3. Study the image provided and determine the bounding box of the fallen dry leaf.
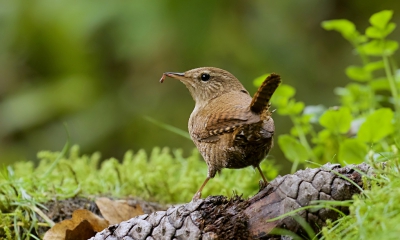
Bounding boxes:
[95,197,144,225]
[65,220,95,240]
[43,209,109,240]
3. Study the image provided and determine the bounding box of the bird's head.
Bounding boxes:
[160,67,247,105]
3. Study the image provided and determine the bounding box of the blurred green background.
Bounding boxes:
[0,0,399,171]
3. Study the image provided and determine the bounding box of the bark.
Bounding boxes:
[90,163,372,240]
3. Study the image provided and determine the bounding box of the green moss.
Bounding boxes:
[5,145,279,203]
[0,145,278,238]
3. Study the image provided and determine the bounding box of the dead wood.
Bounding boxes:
[90,163,372,240]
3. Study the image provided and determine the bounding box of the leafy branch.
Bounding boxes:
[255,10,399,172]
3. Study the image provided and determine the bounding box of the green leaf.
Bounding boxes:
[334,83,373,113]
[362,40,382,55]
[319,107,352,134]
[314,129,331,143]
[370,78,390,91]
[290,122,311,137]
[273,84,295,98]
[362,39,398,56]
[321,19,357,41]
[385,22,397,36]
[355,35,368,44]
[365,23,396,39]
[277,99,304,116]
[338,139,368,165]
[345,66,371,81]
[365,26,382,38]
[364,61,384,72]
[271,84,296,109]
[253,74,270,87]
[383,40,399,55]
[278,135,308,163]
[358,108,394,143]
[290,101,305,115]
[369,10,393,29]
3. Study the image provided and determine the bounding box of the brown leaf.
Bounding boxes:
[43,209,109,240]
[95,197,144,225]
[65,220,95,240]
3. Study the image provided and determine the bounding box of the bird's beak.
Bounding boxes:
[160,72,185,83]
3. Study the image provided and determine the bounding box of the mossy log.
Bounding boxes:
[90,163,371,240]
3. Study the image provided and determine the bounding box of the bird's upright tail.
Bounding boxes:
[250,73,281,114]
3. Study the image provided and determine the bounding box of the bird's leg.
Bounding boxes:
[256,165,269,188]
[192,177,210,201]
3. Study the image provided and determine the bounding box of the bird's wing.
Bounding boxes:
[195,92,260,142]
[194,74,281,143]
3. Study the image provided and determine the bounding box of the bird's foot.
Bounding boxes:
[192,177,210,201]
[192,191,202,201]
[259,179,270,191]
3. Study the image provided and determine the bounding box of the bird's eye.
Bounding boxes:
[200,73,210,81]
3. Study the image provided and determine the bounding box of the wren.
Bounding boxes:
[160,67,281,200]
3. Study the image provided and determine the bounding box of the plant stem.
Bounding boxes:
[383,55,399,112]
[291,160,299,174]
[352,42,369,66]
[389,57,398,77]
[352,41,375,113]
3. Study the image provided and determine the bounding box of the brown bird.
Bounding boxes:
[160,67,281,200]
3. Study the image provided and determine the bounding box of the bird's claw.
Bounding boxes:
[192,191,202,201]
[259,179,269,190]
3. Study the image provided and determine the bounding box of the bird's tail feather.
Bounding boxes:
[250,73,281,114]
